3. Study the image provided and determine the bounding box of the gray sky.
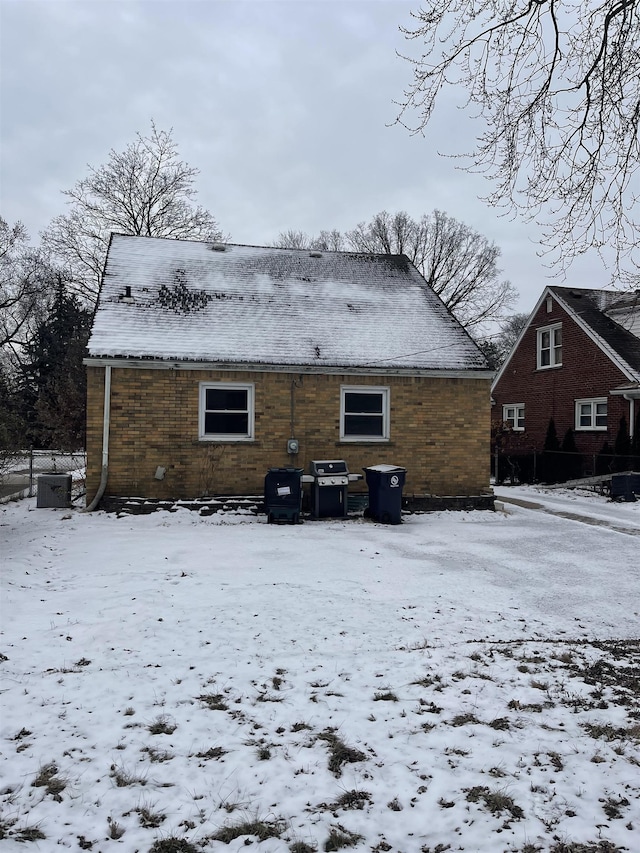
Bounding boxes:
[1,0,610,315]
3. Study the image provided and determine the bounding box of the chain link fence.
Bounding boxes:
[0,449,86,505]
[493,448,640,487]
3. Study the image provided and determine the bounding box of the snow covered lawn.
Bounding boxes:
[1,495,639,852]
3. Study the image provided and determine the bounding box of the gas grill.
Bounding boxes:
[306,459,359,518]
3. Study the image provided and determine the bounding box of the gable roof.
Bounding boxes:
[87,234,488,372]
[492,285,640,389]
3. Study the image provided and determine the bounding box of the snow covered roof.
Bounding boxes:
[87,234,487,371]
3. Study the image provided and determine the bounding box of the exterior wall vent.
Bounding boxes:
[309,251,322,258]
[210,243,227,252]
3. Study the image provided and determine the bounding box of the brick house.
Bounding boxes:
[84,234,493,508]
[491,285,640,480]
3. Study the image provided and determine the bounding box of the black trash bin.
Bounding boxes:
[363,464,406,524]
[611,472,640,502]
[264,467,303,523]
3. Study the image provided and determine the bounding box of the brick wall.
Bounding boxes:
[86,366,491,501]
[492,295,632,458]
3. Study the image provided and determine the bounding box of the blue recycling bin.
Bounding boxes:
[264,467,303,523]
[363,465,406,524]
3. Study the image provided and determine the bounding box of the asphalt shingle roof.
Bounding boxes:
[87,234,487,371]
[550,286,640,378]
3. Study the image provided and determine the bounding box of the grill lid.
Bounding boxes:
[309,459,349,476]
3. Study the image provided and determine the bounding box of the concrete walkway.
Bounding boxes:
[494,487,640,536]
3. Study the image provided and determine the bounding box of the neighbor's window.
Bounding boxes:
[537,323,562,369]
[199,383,254,440]
[503,404,525,431]
[575,398,607,431]
[340,386,390,441]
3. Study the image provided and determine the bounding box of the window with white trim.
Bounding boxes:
[199,383,254,441]
[575,398,607,431]
[503,404,525,431]
[340,386,389,441]
[537,323,562,368]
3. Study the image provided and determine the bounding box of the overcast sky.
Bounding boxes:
[1,0,611,315]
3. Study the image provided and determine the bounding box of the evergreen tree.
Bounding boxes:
[613,416,631,473]
[19,277,91,450]
[0,364,24,473]
[540,418,560,483]
[560,428,582,482]
[632,411,640,471]
[596,440,613,476]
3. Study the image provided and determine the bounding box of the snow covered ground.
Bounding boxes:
[1,489,639,852]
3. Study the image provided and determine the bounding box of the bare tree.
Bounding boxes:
[1,218,54,465]
[397,1,640,280]
[1,217,52,358]
[497,312,529,356]
[276,210,514,330]
[346,210,516,330]
[476,311,529,369]
[275,229,345,251]
[275,230,314,250]
[43,122,224,302]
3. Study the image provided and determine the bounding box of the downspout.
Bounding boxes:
[626,395,635,440]
[84,365,111,512]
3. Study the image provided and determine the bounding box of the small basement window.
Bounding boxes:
[199,383,254,441]
[340,386,389,441]
[575,398,607,431]
[503,404,525,431]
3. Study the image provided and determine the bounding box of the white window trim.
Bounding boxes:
[503,403,525,431]
[575,397,608,432]
[340,385,390,442]
[199,382,255,441]
[537,323,563,369]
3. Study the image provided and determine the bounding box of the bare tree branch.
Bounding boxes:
[396,1,640,281]
[42,122,224,303]
[0,217,53,355]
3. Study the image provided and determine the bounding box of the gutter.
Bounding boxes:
[83,364,111,512]
[82,356,494,381]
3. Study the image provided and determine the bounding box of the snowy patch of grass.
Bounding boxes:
[31,762,66,800]
[148,714,177,734]
[142,745,174,763]
[134,799,167,827]
[149,838,199,853]
[465,785,524,820]
[210,817,286,842]
[373,689,398,702]
[323,824,363,851]
[197,692,228,711]
[316,729,367,777]
[110,762,147,787]
[194,745,226,760]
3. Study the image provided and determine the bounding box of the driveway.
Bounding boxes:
[0,471,31,501]
[494,483,640,535]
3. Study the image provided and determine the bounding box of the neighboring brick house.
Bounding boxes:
[84,234,493,507]
[491,285,640,479]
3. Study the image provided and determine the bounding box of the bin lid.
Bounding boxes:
[363,464,406,473]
